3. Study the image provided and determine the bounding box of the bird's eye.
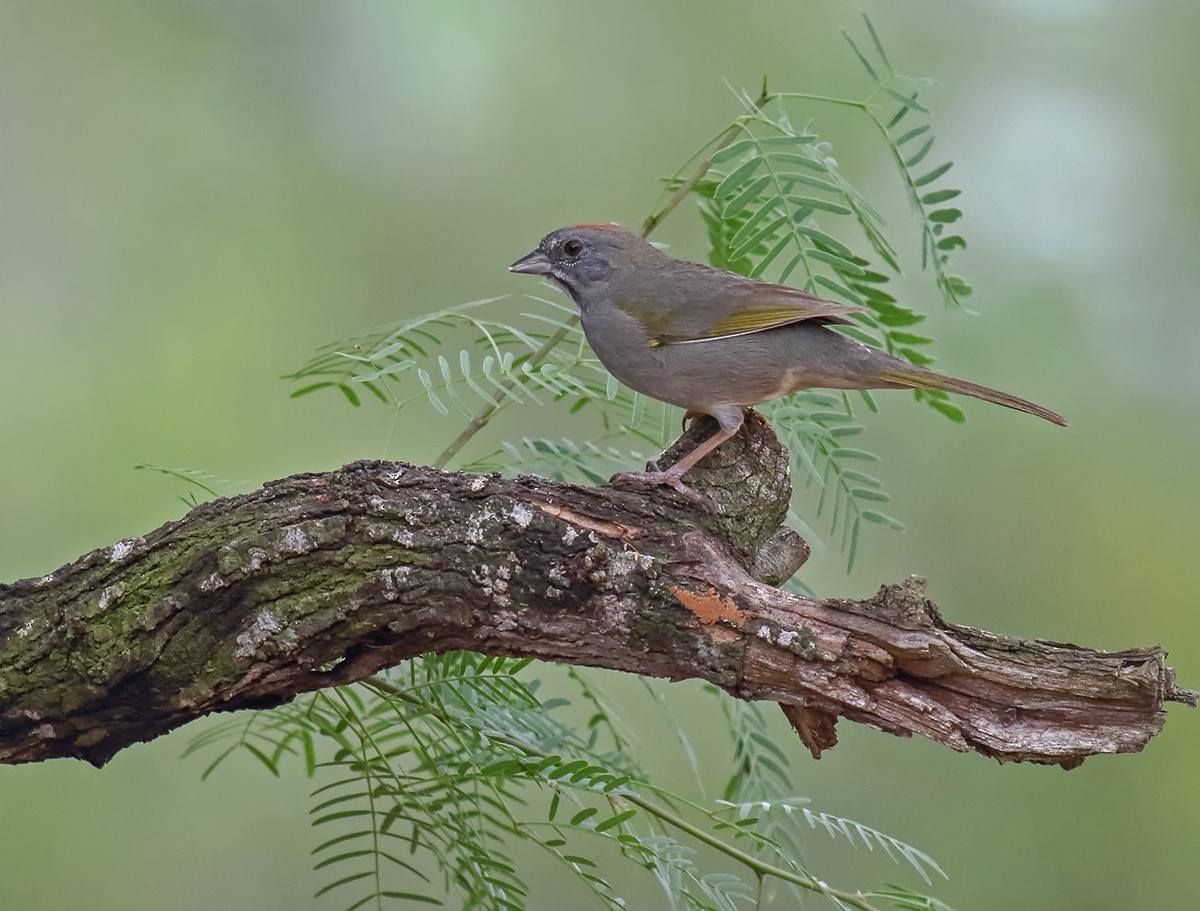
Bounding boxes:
[562,239,584,258]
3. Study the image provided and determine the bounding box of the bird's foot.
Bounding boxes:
[610,468,704,502]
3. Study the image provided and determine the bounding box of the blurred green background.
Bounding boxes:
[2,1,1197,908]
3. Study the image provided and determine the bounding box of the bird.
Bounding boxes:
[509,223,1065,493]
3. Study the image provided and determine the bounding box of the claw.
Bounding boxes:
[610,469,705,502]
[612,409,741,501]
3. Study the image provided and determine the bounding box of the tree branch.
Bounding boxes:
[1,412,1193,768]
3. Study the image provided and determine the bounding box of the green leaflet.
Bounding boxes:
[188,650,954,911]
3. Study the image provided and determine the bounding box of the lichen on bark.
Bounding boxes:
[0,411,1193,767]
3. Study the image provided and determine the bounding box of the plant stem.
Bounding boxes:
[431,85,771,470]
[768,90,868,110]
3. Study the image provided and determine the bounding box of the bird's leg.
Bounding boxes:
[612,408,744,496]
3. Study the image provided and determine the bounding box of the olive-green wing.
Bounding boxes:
[617,275,865,346]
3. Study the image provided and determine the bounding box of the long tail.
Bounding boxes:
[879,368,1068,426]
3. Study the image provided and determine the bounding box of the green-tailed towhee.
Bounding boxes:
[509,223,1065,492]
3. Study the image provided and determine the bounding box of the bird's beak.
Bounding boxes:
[508,249,553,275]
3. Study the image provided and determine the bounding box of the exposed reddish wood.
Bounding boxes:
[0,412,1193,767]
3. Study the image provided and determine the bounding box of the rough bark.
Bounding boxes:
[0,413,1193,768]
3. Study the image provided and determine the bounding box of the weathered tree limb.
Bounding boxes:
[0,413,1193,768]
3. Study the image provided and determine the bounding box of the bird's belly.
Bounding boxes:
[585,327,809,410]
[581,315,895,412]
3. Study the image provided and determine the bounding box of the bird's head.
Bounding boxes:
[508,223,651,304]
